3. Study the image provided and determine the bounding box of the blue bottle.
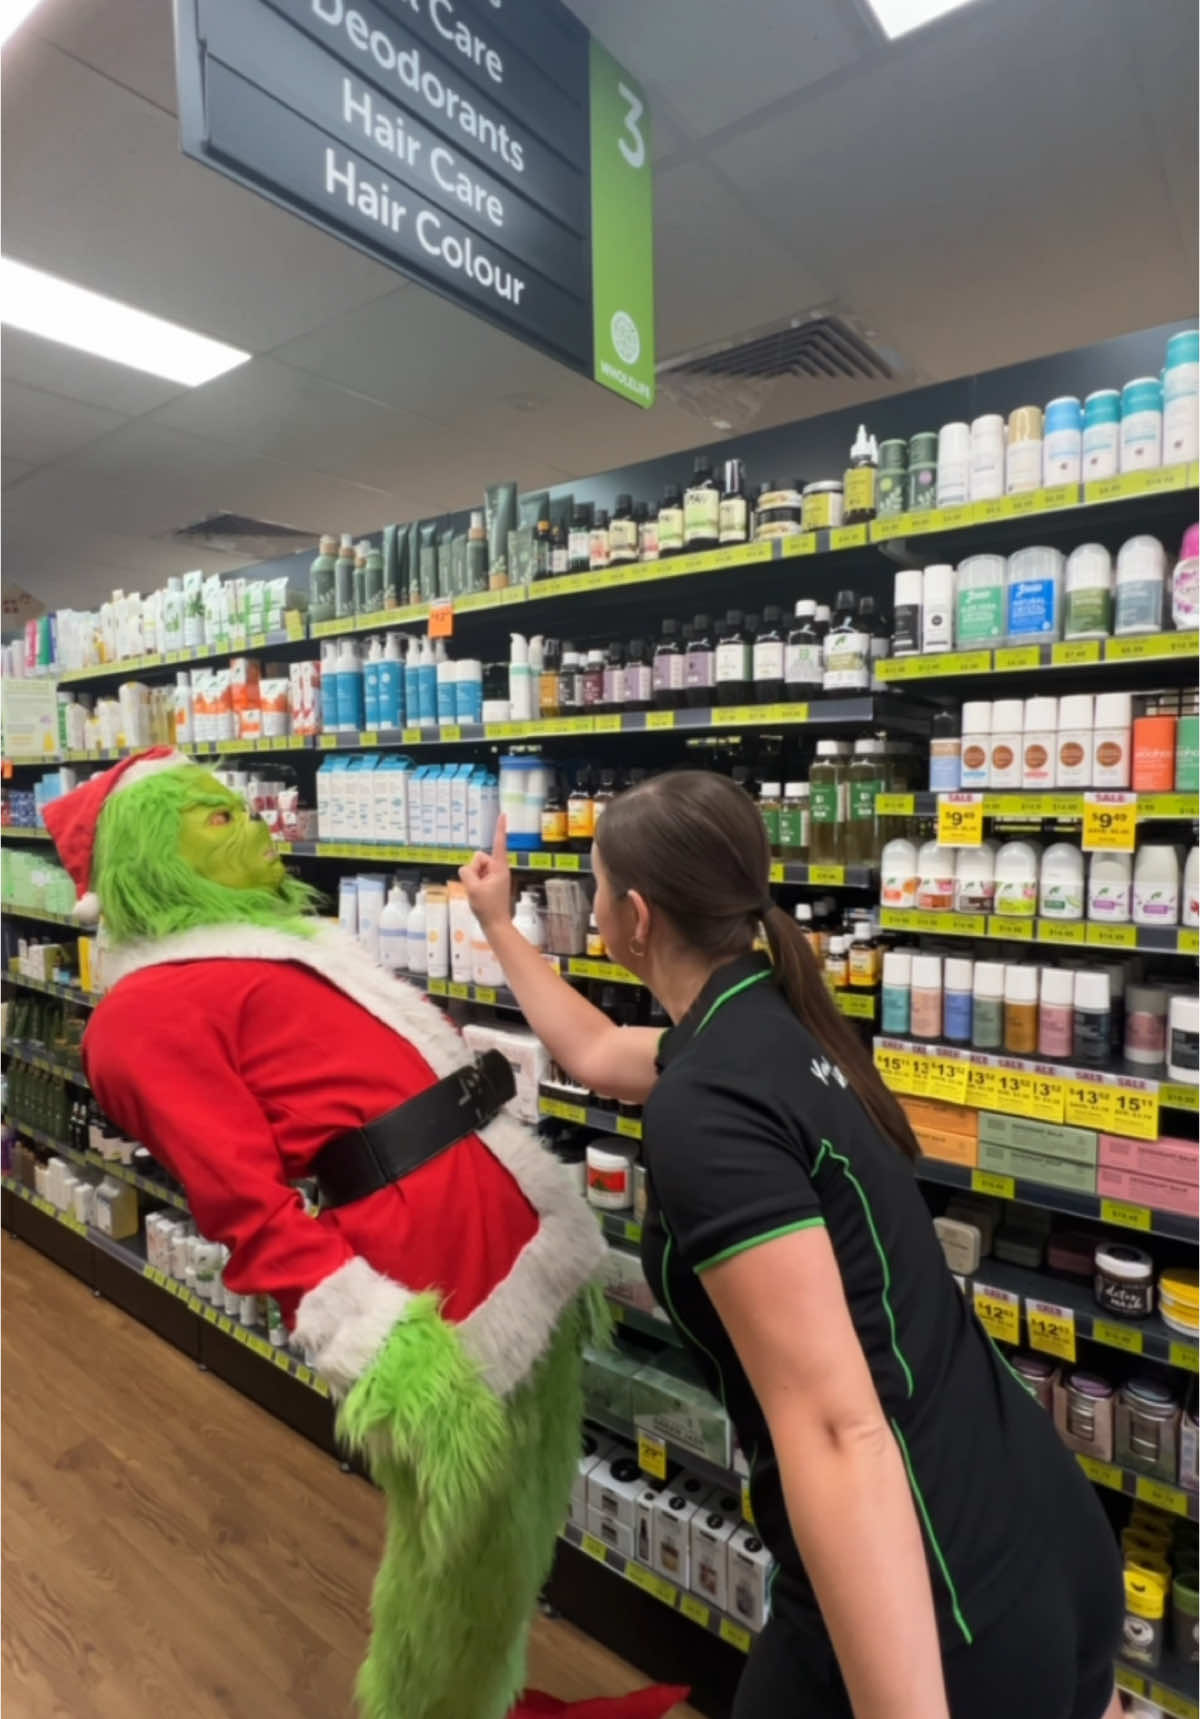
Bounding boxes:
[404,637,421,728]
[379,634,403,729]
[363,638,381,728]
[320,640,339,735]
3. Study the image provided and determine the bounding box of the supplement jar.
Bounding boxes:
[1010,1351,1058,1411]
[1094,1241,1155,1319]
[1168,995,1200,1085]
[801,480,843,532]
[1116,1377,1180,1482]
[586,1140,636,1210]
[1061,1370,1115,1459]
[906,432,938,512]
[876,441,908,517]
[1159,1267,1200,1339]
[1124,984,1168,1067]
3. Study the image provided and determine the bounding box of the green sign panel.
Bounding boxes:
[588,41,655,408]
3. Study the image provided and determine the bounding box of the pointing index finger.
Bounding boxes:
[491,814,508,867]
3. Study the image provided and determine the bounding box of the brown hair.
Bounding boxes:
[595,770,919,1161]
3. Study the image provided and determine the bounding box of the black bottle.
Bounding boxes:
[657,483,684,558]
[568,505,592,573]
[624,638,652,711]
[683,455,720,551]
[652,618,685,709]
[719,459,749,545]
[753,605,786,703]
[685,613,714,707]
[715,610,751,705]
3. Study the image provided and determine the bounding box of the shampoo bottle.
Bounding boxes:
[417,637,437,725]
[363,637,382,728]
[379,633,404,728]
[378,884,410,974]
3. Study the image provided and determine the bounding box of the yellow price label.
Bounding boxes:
[876,793,915,816]
[593,713,622,732]
[541,1098,587,1125]
[638,1434,668,1480]
[874,1047,917,1094]
[961,1065,996,1110]
[646,710,675,730]
[719,1617,752,1653]
[625,1560,678,1609]
[1093,1318,1144,1355]
[580,1533,609,1564]
[529,851,554,870]
[1099,1194,1154,1230]
[448,981,469,1000]
[1027,1300,1077,1362]
[556,854,582,872]
[1082,791,1137,852]
[971,1168,1015,1199]
[1150,1685,1197,1719]
[924,1057,968,1106]
[990,1068,1064,1123]
[1077,1453,1125,1494]
[741,1477,754,1526]
[973,1283,1021,1345]
[1162,1082,1200,1114]
[1169,1342,1199,1374]
[830,524,868,550]
[808,864,846,886]
[616,1115,642,1140]
[987,915,1035,942]
[1065,1082,1159,1142]
[782,532,818,557]
[1050,639,1102,667]
[994,645,1041,671]
[1135,1477,1189,1518]
[681,1594,711,1630]
[318,733,337,749]
[475,986,497,1005]
[1084,921,1138,949]
[426,977,447,996]
[712,705,757,726]
[1037,918,1086,946]
[836,991,876,1020]
[937,793,984,846]
[1179,928,1200,956]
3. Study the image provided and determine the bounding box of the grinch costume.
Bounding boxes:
[44,749,683,1719]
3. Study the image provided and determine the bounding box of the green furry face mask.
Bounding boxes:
[94,765,321,947]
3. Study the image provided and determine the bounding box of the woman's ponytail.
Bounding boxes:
[762,905,919,1162]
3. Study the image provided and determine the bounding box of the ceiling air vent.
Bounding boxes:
[164,512,317,561]
[657,310,902,431]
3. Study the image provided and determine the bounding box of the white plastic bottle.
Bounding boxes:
[1133,846,1180,927]
[968,414,1005,501]
[406,888,428,976]
[509,633,534,722]
[1038,843,1084,920]
[993,841,1040,918]
[514,889,545,949]
[880,837,919,909]
[921,565,955,653]
[425,885,450,978]
[378,883,411,974]
[989,699,1024,790]
[1093,693,1133,788]
[960,701,992,788]
[1055,695,1094,789]
[1184,846,1199,929]
[916,841,956,912]
[1113,536,1167,637]
[1087,851,1132,923]
[1022,696,1057,789]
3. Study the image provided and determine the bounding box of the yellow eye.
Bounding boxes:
[207,810,233,826]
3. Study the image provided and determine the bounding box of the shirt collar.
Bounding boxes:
[655,951,772,1070]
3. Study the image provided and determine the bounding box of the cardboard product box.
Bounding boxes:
[915,1127,978,1169]
[901,1096,978,1140]
[586,1449,644,1532]
[599,1248,660,1318]
[978,1112,1098,1166]
[461,1023,548,1124]
[587,1504,635,1561]
[632,1354,732,1468]
[1097,1167,1198,1218]
[977,1142,1097,1195]
[570,1432,612,1530]
[727,1524,774,1632]
[1098,1134,1198,1188]
[350,755,379,841]
[634,1479,669,1568]
[651,1477,712,1589]
[690,1491,742,1613]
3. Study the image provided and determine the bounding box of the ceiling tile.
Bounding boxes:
[1,328,185,417]
[23,0,178,114]
[1,382,126,464]
[3,458,35,488]
[566,0,863,135]
[2,39,402,355]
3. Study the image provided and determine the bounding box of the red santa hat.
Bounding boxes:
[42,747,192,922]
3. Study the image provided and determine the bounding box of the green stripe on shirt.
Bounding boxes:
[694,1217,827,1273]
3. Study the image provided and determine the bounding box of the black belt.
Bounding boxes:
[312,1049,516,1210]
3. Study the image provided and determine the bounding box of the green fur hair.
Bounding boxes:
[94,766,320,945]
[338,1290,606,1719]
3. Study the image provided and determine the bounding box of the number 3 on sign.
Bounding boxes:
[617,84,646,166]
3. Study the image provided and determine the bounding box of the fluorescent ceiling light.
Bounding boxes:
[0,258,251,386]
[863,0,977,39]
[1,1,49,49]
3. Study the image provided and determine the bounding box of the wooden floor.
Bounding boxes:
[1,1235,700,1719]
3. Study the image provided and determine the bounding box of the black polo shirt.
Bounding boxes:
[640,953,1092,1650]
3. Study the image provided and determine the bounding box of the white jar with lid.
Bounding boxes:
[586,1140,636,1210]
[1093,693,1132,788]
[1087,851,1132,923]
[989,698,1024,790]
[1113,535,1167,637]
[1039,842,1084,920]
[1184,845,1199,928]
[936,422,970,507]
[993,840,1040,918]
[1056,694,1094,789]
[1133,846,1180,926]
[969,414,1006,501]
[1022,696,1058,788]
[1168,995,1199,1085]
[960,701,991,788]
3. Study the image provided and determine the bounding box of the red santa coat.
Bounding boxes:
[85,923,605,1399]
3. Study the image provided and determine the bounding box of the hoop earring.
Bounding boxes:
[629,937,646,958]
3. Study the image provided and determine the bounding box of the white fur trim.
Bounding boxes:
[104,923,606,1397]
[293,1257,414,1398]
[72,892,101,923]
[113,751,193,794]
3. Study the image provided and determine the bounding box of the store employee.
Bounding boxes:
[463,770,1123,1719]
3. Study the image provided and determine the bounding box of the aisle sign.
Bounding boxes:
[1082,792,1137,853]
[175,0,655,405]
[937,793,984,847]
